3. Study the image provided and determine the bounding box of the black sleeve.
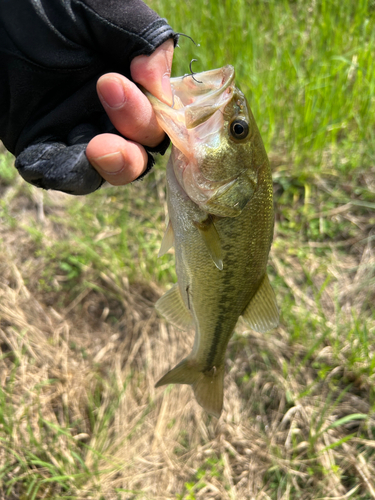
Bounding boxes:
[0,0,177,194]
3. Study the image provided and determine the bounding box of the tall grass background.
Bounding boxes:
[155,0,375,168]
[0,0,374,499]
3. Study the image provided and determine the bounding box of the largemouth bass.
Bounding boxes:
[146,66,279,418]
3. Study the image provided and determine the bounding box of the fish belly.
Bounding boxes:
[154,153,275,417]
[167,152,274,369]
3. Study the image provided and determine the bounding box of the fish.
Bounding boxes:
[145,65,279,418]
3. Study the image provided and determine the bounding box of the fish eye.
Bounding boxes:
[229,119,249,140]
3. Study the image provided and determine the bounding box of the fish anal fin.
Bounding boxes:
[155,283,193,330]
[242,274,279,333]
[156,359,224,418]
[158,220,175,257]
[155,358,199,386]
[193,215,223,270]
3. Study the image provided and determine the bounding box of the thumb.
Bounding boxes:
[130,39,174,106]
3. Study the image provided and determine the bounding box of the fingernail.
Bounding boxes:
[98,78,125,108]
[90,152,124,173]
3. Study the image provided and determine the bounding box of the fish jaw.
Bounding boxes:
[170,65,235,129]
[145,66,262,217]
[144,65,235,157]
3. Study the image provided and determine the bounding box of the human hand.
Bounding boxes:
[86,39,174,186]
[0,0,177,195]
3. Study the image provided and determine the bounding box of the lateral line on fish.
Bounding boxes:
[203,307,231,371]
[203,321,223,372]
[203,245,238,371]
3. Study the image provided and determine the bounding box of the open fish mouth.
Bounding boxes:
[145,65,257,217]
[144,66,236,145]
[169,65,235,128]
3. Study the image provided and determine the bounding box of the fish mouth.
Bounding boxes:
[144,65,236,167]
[170,65,235,128]
[145,65,251,216]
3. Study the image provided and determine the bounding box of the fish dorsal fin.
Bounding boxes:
[158,220,175,257]
[241,274,279,333]
[193,216,223,270]
[155,283,194,330]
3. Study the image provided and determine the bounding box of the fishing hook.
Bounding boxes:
[175,32,200,47]
[175,33,202,84]
[183,59,203,84]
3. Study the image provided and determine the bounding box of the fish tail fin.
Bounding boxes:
[192,367,224,418]
[155,359,224,418]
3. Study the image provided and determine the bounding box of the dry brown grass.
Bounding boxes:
[0,174,374,499]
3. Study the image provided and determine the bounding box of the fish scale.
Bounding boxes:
[145,65,279,417]
[170,162,274,370]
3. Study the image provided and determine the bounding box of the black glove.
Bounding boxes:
[0,0,177,195]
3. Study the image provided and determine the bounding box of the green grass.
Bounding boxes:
[151,0,375,168]
[0,0,375,499]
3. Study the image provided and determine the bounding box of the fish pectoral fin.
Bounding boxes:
[155,359,224,418]
[158,220,175,257]
[241,274,279,333]
[193,216,223,270]
[155,283,194,330]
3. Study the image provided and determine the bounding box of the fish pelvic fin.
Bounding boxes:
[155,283,194,331]
[242,274,279,333]
[155,359,224,418]
[158,220,175,257]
